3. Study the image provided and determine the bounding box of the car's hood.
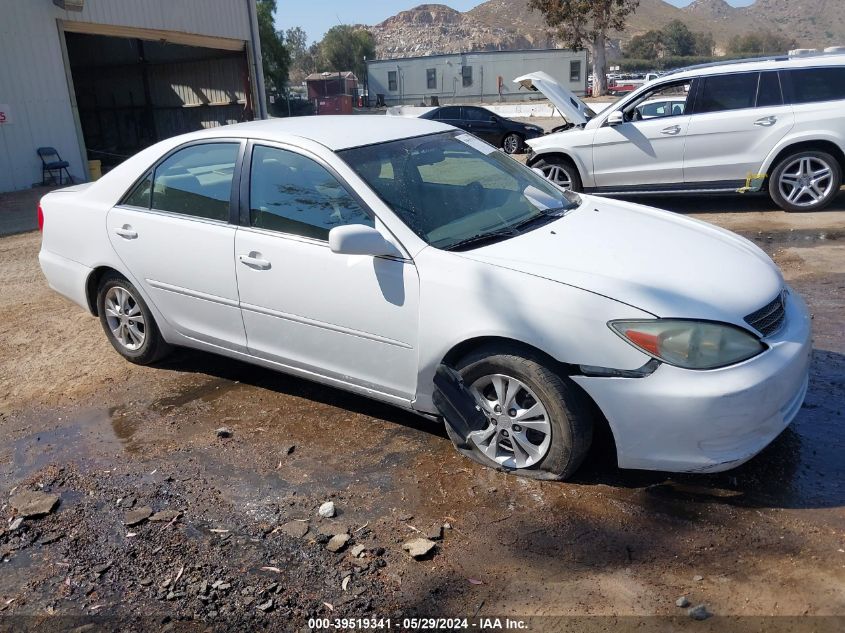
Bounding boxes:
[513,71,594,126]
[459,196,783,328]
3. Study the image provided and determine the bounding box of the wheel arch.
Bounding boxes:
[763,138,845,179]
[527,151,586,183]
[85,266,127,316]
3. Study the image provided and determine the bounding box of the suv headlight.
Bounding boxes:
[609,320,765,370]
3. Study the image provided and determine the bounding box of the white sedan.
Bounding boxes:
[38,116,811,479]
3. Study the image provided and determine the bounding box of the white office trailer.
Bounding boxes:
[366,49,587,107]
[0,0,266,193]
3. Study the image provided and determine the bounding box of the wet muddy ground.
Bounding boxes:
[1,194,844,631]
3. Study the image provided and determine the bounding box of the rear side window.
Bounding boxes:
[437,106,461,120]
[122,172,152,208]
[249,145,372,241]
[464,107,492,122]
[789,67,845,104]
[151,143,238,221]
[695,73,759,114]
[756,72,783,107]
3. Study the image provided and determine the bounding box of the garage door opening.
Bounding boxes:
[64,31,255,172]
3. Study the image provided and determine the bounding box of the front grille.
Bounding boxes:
[744,291,786,337]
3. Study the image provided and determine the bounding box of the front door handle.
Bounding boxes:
[239,252,271,270]
[754,116,777,127]
[660,125,681,135]
[114,225,138,239]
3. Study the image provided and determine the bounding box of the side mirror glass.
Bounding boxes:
[607,111,625,126]
[532,167,546,179]
[328,224,401,258]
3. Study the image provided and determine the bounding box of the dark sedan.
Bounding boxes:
[419,105,544,154]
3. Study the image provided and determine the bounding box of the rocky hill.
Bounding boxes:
[370,0,844,59]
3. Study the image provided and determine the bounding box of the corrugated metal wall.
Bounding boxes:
[367,50,588,107]
[0,0,254,192]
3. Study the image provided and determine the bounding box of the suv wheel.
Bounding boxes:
[502,133,523,154]
[445,345,593,480]
[97,273,171,365]
[769,150,842,212]
[533,156,583,192]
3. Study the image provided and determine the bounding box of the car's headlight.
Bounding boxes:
[609,320,765,370]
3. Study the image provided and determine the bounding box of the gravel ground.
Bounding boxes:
[1,187,844,631]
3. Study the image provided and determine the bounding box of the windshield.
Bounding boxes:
[338,131,581,250]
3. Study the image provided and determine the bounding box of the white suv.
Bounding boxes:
[518,54,845,212]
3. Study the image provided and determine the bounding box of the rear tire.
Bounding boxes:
[769,150,841,212]
[502,133,523,155]
[533,156,583,192]
[445,344,593,480]
[96,273,171,365]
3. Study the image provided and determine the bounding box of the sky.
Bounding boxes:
[275,0,757,44]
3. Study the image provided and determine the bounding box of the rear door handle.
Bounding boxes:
[660,125,681,135]
[754,116,777,127]
[239,252,271,270]
[114,225,138,239]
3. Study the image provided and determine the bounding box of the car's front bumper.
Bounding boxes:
[572,287,812,473]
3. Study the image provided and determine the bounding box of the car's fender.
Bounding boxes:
[411,247,653,414]
[526,129,595,187]
[759,129,845,176]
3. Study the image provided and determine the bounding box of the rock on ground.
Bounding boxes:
[688,604,712,621]
[326,534,350,553]
[279,520,309,539]
[676,596,690,608]
[10,490,60,518]
[123,506,153,526]
[318,501,336,518]
[149,510,182,523]
[403,538,436,559]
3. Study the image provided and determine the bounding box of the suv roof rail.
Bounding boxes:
[663,54,790,76]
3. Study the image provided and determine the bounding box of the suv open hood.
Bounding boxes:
[513,71,594,126]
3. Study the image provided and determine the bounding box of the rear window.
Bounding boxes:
[789,67,845,104]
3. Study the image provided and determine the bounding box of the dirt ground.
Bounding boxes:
[1,188,844,631]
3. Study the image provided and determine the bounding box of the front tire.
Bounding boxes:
[502,133,523,155]
[445,345,593,480]
[769,150,841,212]
[97,273,171,365]
[533,156,583,192]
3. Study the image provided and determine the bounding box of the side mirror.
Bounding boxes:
[532,167,546,179]
[607,111,625,126]
[328,224,402,258]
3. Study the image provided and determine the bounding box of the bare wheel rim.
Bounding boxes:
[541,164,573,190]
[468,374,552,469]
[503,134,520,154]
[778,156,835,208]
[104,286,146,351]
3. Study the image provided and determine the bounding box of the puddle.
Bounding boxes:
[739,228,845,247]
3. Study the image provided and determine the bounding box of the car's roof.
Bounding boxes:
[192,115,452,151]
[665,53,845,81]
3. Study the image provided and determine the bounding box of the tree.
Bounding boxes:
[627,30,664,60]
[728,31,796,55]
[528,0,640,96]
[285,26,314,84]
[256,0,290,94]
[693,31,715,57]
[318,25,376,82]
[661,20,695,57]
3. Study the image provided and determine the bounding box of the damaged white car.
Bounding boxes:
[39,116,811,480]
[517,52,845,212]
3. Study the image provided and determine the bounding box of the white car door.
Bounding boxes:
[590,79,693,188]
[234,143,420,401]
[684,71,794,185]
[107,141,247,351]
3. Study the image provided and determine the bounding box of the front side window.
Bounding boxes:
[388,71,397,91]
[623,80,690,121]
[570,60,582,83]
[150,143,238,221]
[427,68,437,90]
[789,67,845,104]
[339,132,580,251]
[462,65,473,87]
[249,145,372,241]
[695,73,759,114]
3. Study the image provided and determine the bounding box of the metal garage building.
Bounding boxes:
[367,49,587,107]
[0,0,266,193]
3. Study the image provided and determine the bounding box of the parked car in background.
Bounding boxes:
[39,116,810,480]
[636,96,687,119]
[518,53,845,212]
[419,105,544,154]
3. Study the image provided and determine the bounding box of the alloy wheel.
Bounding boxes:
[541,164,573,190]
[104,286,146,351]
[503,134,520,154]
[778,156,835,209]
[469,374,552,469]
